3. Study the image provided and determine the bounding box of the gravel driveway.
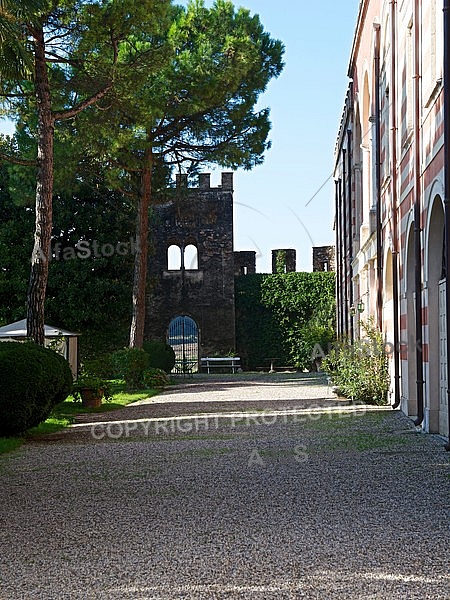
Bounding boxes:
[0,373,449,599]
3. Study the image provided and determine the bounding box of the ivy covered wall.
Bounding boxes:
[235,272,336,371]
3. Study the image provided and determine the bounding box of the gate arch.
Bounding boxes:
[167,316,199,373]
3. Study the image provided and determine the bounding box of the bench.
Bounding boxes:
[200,357,241,374]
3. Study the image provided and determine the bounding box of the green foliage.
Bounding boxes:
[0,0,41,80]
[146,0,285,170]
[0,166,34,325]
[0,165,133,356]
[235,272,336,370]
[322,318,390,405]
[143,339,175,373]
[297,309,336,370]
[111,347,150,390]
[0,436,24,455]
[46,186,135,334]
[0,341,73,436]
[71,373,113,403]
[75,0,284,177]
[0,0,174,345]
[69,0,284,346]
[142,367,170,388]
[235,274,287,370]
[275,250,287,274]
[261,272,336,369]
[77,325,130,370]
[81,353,114,380]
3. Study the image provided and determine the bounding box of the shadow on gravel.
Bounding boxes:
[162,372,329,396]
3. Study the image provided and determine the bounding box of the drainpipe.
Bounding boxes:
[335,179,342,337]
[339,178,346,336]
[347,128,354,342]
[338,178,345,337]
[390,0,401,409]
[343,149,349,336]
[413,0,424,427]
[374,23,383,332]
[444,0,450,449]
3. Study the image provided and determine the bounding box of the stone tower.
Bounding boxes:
[145,172,236,360]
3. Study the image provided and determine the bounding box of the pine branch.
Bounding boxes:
[53,83,112,121]
[0,151,36,166]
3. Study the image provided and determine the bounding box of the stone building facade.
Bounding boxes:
[334,0,449,441]
[145,172,236,360]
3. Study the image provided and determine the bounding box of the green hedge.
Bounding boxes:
[235,272,335,371]
[235,274,287,370]
[0,342,73,436]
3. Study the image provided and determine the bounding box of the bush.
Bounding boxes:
[142,340,176,373]
[111,347,149,390]
[297,308,336,371]
[82,354,114,379]
[142,368,170,388]
[322,318,390,405]
[0,341,73,436]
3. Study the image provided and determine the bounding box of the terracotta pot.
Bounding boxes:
[80,387,103,408]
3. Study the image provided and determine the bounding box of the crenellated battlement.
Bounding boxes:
[175,172,234,191]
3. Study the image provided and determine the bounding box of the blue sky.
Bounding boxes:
[218,0,361,272]
[1,0,360,272]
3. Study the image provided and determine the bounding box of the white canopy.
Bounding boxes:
[0,319,78,338]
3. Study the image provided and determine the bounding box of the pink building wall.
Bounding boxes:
[334,0,448,437]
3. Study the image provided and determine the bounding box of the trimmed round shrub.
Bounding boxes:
[142,340,176,373]
[142,368,170,388]
[111,347,149,389]
[0,341,73,436]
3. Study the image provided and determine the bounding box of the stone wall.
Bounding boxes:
[312,246,336,272]
[271,249,296,273]
[234,251,256,276]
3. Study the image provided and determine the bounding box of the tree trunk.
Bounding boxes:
[27,26,54,346]
[129,146,152,348]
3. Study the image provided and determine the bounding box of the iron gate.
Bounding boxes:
[167,315,199,374]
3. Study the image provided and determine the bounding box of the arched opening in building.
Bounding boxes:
[167,315,199,374]
[405,223,417,416]
[168,244,182,270]
[426,194,445,433]
[184,244,198,270]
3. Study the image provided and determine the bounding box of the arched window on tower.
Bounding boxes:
[168,245,182,270]
[184,244,198,270]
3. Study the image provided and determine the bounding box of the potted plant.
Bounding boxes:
[72,373,113,408]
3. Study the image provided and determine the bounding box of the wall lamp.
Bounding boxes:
[349,301,365,316]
